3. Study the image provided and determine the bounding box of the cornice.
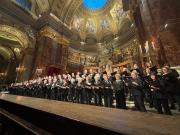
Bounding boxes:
[0,0,36,25]
[34,13,73,39]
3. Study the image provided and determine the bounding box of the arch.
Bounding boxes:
[0,25,30,49]
[0,46,14,60]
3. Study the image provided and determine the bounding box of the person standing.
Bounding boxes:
[149,73,172,115]
[129,71,146,112]
[162,66,180,111]
[102,74,113,108]
[112,73,126,109]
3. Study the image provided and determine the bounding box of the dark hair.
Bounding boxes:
[150,72,157,76]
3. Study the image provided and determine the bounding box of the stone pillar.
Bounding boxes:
[138,0,180,67]
[5,58,19,84]
[33,26,69,77]
[19,48,34,82]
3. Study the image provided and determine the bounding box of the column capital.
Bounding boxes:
[38,26,70,46]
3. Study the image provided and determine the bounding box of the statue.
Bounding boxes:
[145,41,149,53]
[105,59,113,74]
[99,60,104,72]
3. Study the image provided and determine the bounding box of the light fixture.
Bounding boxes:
[16,65,26,73]
[164,24,168,28]
[131,23,134,27]
[0,72,7,77]
[114,36,119,41]
[80,41,86,45]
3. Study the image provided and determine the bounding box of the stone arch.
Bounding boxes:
[0,46,14,60]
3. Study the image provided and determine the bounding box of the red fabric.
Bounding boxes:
[47,67,62,76]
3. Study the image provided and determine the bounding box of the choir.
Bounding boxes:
[5,64,180,115]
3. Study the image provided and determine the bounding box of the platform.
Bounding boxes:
[0,94,180,135]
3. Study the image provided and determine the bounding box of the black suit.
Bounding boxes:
[163,71,180,110]
[112,80,126,109]
[103,80,113,107]
[129,78,146,112]
[149,78,171,115]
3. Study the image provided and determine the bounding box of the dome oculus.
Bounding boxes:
[83,0,107,10]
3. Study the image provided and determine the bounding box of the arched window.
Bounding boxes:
[16,0,32,10]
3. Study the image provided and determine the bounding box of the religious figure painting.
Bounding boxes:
[110,3,126,25]
[71,16,84,32]
[86,19,96,33]
[101,19,109,30]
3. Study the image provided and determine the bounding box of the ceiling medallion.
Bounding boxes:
[83,0,107,10]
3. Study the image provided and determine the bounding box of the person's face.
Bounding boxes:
[134,64,138,69]
[115,74,120,80]
[131,73,137,79]
[162,67,168,74]
[90,69,93,74]
[151,75,156,80]
[103,74,108,80]
[146,68,150,74]
[146,63,151,68]
[84,70,87,74]
[44,80,47,83]
[53,79,57,83]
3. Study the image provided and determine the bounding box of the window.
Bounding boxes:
[16,0,32,10]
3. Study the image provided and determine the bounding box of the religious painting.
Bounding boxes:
[100,19,109,30]
[71,15,84,32]
[86,19,96,34]
[110,3,126,25]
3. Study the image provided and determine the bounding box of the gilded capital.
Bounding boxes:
[39,26,70,46]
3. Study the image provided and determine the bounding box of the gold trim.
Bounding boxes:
[0,25,29,48]
[39,26,70,46]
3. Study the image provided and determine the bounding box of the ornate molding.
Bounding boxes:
[39,26,70,45]
[0,24,29,48]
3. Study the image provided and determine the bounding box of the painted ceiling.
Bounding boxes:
[12,0,134,53]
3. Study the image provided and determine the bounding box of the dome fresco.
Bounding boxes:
[70,1,130,44]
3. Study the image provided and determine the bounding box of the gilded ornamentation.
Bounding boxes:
[39,26,70,46]
[110,2,127,26]
[0,46,12,60]
[0,25,29,48]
